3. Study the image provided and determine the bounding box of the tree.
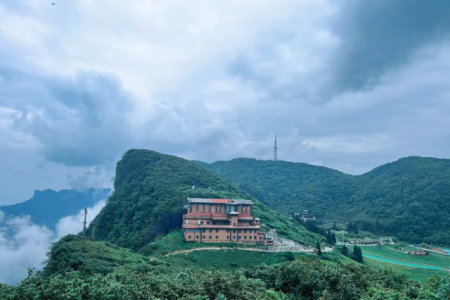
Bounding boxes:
[332,222,338,230]
[316,241,322,256]
[332,233,337,245]
[352,245,363,263]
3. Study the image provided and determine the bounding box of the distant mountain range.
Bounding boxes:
[198,156,450,245]
[0,188,111,230]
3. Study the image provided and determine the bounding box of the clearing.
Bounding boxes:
[360,245,450,282]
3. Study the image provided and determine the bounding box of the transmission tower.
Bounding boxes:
[274,135,278,161]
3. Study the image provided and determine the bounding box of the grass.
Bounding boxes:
[360,245,450,282]
[139,230,263,256]
[164,249,309,270]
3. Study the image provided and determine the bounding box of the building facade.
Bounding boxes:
[182,198,265,244]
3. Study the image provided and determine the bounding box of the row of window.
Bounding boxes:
[189,204,251,214]
[201,229,258,233]
[187,235,259,240]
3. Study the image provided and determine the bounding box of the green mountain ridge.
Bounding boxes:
[198,156,450,244]
[89,149,323,251]
[4,150,450,299]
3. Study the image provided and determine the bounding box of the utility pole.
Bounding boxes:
[91,219,95,240]
[82,208,87,247]
[274,135,278,161]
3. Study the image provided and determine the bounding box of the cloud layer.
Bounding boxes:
[1,0,450,203]
[0,200,106,284]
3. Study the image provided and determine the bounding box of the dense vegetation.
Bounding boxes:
[3,235,447,300]
[0,188,111,230]
[2,150,450,299]
[199,156,450,244]
[90,149,323,251]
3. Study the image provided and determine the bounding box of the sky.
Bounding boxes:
[1,0,450,205]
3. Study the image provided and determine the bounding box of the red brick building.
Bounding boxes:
[182,198,265,243]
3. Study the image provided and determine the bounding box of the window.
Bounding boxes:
[188,235,191,239]
[185,220,188,224]
[249,236,252,239]
[216,229,219,233]
[196,236,199,239]
[227,236,229,239]
[244,230,247,233]
[233,236,236,239]
[244,236,247,239]
[202,235,205,239]
[200,221,203,224]
[233,230,236,233]
[226,229,229,233]
[238,236,241,240]
[209,236,212,239]
[254,236,257,239]
[189,207,192,213]
[202,229,206,233]
[209,229,212,233]
[238,229,241,233]
[207,221,210,224]
[216,235,218,239]
[233,223,236,225]
[215,206,218,213]
[202,204,205,212]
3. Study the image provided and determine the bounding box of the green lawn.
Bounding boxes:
[139,230,261,256]
[360,245,450,282]
[164,249,309,270]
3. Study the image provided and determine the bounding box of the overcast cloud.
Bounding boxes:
[1,0,450,204]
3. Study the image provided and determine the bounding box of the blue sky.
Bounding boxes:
[1,0,450,204]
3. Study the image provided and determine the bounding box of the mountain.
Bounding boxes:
[198,156,450,245]
[2,150,446,298]
[0,188,111,230]
[90,149,323,251]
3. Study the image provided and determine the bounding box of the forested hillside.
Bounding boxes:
[3,151,450,299]
[90,149,322,250]
[0,188,111,230]
[199,156,450,244]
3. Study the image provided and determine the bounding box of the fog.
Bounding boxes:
[0,200,106,284]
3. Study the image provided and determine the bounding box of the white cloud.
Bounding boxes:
[0,200,106,285]
[55,200,106,240]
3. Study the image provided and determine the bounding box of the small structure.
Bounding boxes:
[361,239,380,245]
[301,210,315,221]
[414,250,429,256]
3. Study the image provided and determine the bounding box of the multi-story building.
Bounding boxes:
[182,198,265,243]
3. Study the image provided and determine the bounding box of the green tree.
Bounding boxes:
[316,241,322,256]
[352,245,363,263]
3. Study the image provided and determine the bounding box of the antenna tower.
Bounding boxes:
[274,135,278,161]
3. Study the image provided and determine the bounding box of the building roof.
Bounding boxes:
[187,198,254,205]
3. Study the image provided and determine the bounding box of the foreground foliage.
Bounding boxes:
[199,156,450,244]
[4,252,447,300]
